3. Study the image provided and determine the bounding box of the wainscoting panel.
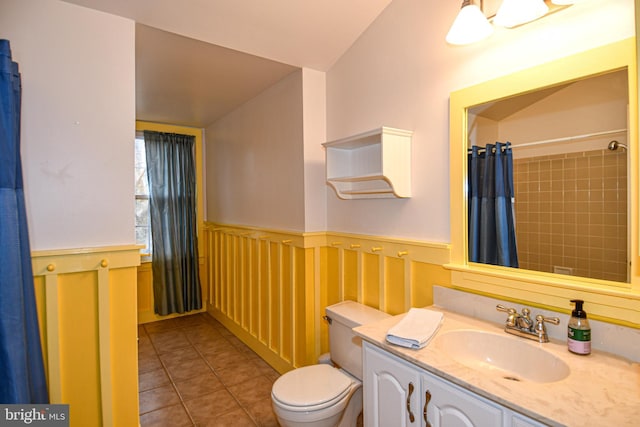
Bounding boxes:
[204,223,452,374]
[322,234,452,318]
[31,245,140,427]
[204,226,315,372]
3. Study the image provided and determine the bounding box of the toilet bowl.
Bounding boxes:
[271,301,390,427]
[271,364,361,427]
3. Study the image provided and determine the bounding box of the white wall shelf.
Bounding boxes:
[323,126,412,199]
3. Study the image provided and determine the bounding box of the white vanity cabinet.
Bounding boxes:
[363,342,548,427]
[421,369,502,427]
[363,340,422,426]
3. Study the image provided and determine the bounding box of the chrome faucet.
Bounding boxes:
[496,304,560,343]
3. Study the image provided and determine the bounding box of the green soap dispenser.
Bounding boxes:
[568,299,591,355]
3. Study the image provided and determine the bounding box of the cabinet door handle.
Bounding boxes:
[423,389,432,427]
[406,382,415,423]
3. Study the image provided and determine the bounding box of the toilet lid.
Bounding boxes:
[272,364,353,409]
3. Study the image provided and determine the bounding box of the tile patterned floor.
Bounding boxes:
[138,313,281,426]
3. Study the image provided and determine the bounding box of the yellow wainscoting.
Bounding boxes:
[204,223,452,374]
[203,225,317,373]
[31,246,140,427]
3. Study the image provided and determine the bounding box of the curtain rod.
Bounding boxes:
[468,128,627,153]
[509,128,626,149]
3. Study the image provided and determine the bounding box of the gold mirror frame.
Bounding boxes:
[448,38,640,327]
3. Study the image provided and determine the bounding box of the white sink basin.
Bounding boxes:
[435,329,570,383]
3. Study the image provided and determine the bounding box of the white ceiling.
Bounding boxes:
[61,0,394,127]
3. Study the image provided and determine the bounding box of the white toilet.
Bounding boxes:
[271,301,390,427]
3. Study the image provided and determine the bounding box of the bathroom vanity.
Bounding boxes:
[355,308,640,427]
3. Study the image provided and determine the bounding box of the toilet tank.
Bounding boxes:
[325,301,390,380]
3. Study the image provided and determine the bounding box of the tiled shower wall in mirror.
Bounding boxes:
[514,149,627,282]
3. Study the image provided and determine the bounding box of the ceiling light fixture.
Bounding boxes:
[446,0,574,46]
[446,0,494,45]
[494,0,548,28]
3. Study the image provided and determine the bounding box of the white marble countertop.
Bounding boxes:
[354,307,640,427]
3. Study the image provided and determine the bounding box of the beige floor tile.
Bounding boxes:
[184,388,242,424]
[139,384,181,414]
[159,345,201,366]
[138,333,152,347]
[184,325,221,344]
[138,336,157,359]
[149,330,192,354]
[165,357,212,382]
[196,338,236,355]
[215,364,259,387]
[236,345,260,359]
[243,397,279,427]
[214,325,234,337]
[227,376,274,407]
[250,358,279,379]
[139,313,280,427]
[138,354,163,374]
[139,403,193,427]
[202,347,247,370]
[139,368,171,392]
[175,371,225,402]
[225,336,247,349]
[196,407,256,427]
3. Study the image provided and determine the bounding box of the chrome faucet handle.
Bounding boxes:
[496,304,516,313]
[496,304,518,327]
[534,314,560,342]
[535,314,560,326]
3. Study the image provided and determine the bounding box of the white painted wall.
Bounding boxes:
[326,0,635,242]
[302,68,327,232]
[206,70,305,231]
[0,0,136,251]
[2,0,633,248]
[500,71,629,158]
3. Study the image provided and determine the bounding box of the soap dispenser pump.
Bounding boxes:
[568,299,591,355]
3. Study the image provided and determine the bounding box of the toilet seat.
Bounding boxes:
[272,364,354,412]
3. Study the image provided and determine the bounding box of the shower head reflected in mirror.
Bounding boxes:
[607,140,628,151]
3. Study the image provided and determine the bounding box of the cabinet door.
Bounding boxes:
[422,371,503,427]
[363,342,422,427]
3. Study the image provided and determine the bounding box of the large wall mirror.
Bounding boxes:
[449,38,640,325]
[468,69,629,283]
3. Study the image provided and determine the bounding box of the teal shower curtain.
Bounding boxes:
[468,142,519,267]
[144,131,202,315]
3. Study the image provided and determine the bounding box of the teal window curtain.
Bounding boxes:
[144,130,202,315]
[468,142,519,268]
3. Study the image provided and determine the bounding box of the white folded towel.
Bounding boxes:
[385,308,444,349]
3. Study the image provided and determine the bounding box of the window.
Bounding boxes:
[135,136,152,261]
